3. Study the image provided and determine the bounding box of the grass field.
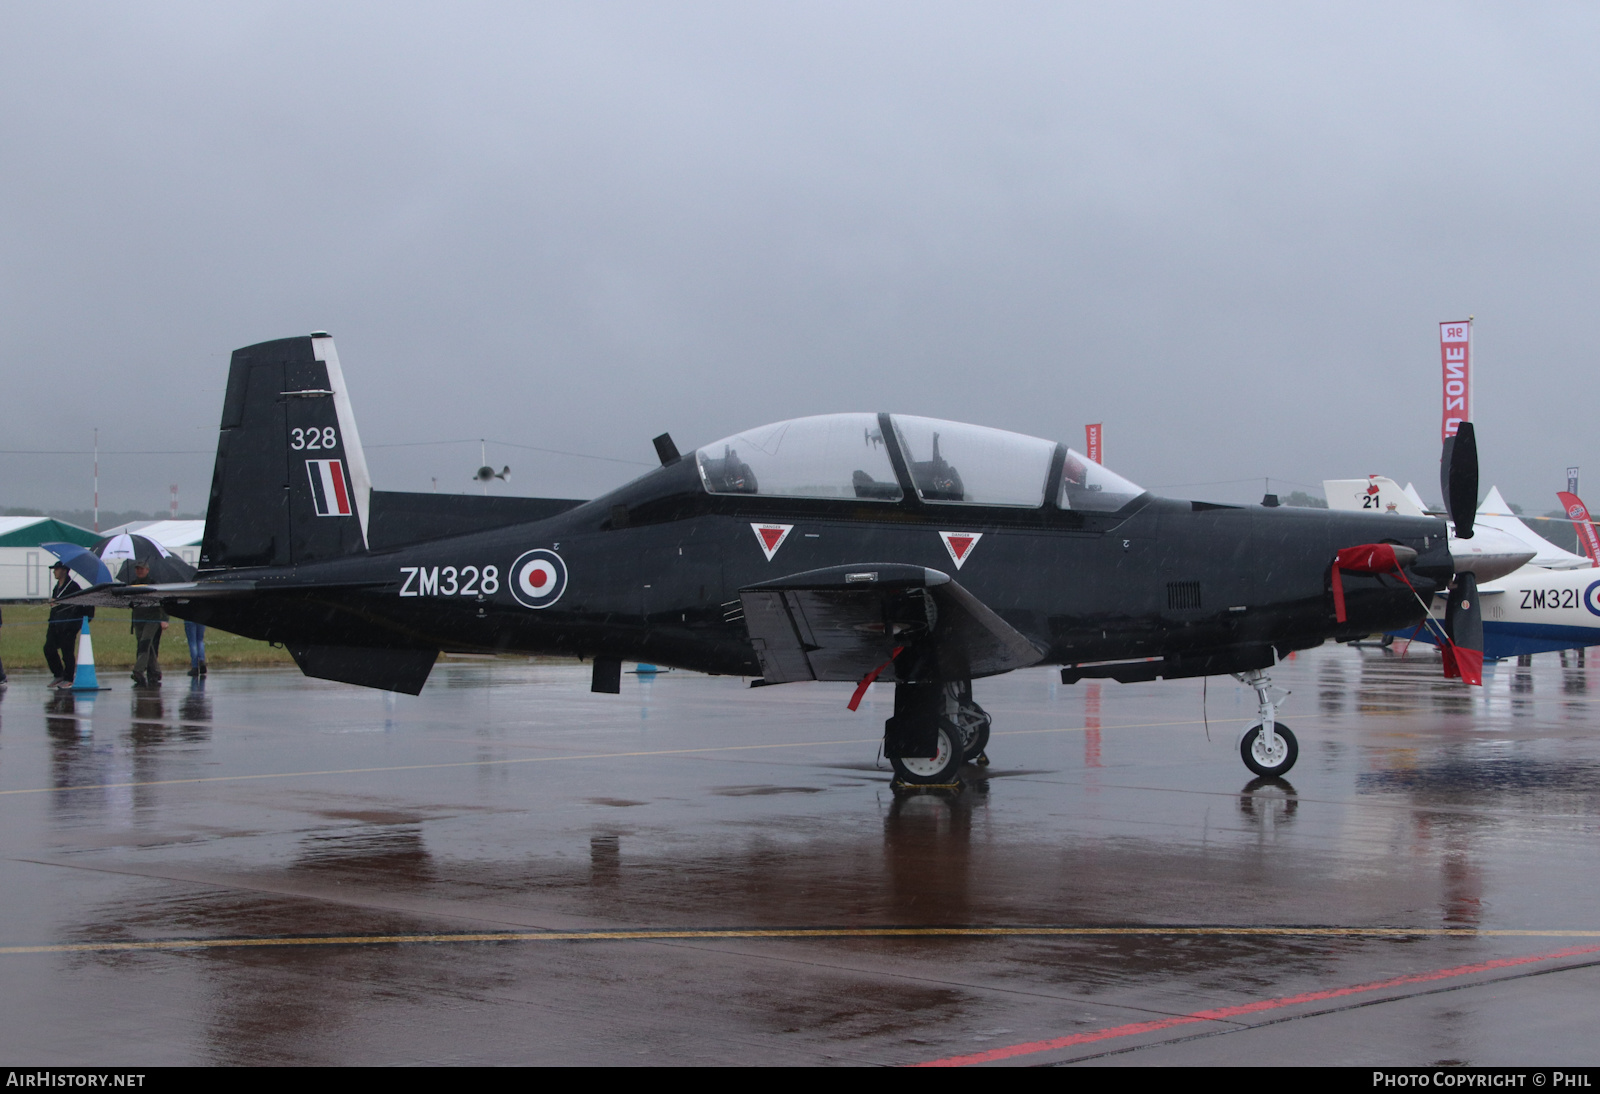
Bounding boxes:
[0,601,294,673]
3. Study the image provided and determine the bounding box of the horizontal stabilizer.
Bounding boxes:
[60,575,397,611]
[739,563,1043,684]
[58,580,261,608]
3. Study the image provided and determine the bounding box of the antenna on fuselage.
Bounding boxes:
[652,433,680,466]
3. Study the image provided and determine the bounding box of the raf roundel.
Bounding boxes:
[1585,579,1600,618]
[510,549,569,609]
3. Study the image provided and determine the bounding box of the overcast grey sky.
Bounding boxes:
[3,2,1597,518]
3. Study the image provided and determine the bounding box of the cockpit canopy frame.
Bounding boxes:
[694,413,1144,514]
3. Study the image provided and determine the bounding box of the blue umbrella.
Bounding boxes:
[42,543,117,587]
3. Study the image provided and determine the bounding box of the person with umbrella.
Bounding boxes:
[45,534,195,688]
[45,560,94,689]
[126,559,169,687]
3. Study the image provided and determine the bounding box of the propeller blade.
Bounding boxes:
[1442,571,1484,686]
[1440,422,1479,539]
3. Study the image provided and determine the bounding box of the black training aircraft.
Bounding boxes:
[65,334,1494,785]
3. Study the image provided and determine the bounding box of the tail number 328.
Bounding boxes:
[291,427,339,450]
[399,565,500,597]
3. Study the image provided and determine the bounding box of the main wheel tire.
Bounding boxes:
[890,724,964,785]
[1240,723,1298,777]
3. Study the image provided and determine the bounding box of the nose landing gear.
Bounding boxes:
[1235,668,1298,777]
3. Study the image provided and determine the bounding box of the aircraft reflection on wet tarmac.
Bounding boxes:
[2,644,1599,1065]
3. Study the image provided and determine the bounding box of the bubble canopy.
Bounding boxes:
[694,414,1144,512]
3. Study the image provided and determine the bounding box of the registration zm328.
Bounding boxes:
[398,565,500,597]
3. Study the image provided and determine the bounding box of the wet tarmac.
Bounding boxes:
[1,644,1598,1066]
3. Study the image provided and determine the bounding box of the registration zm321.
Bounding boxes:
[1520,588,1580,610]
[398,565,500,597]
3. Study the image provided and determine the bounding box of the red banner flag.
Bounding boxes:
[1557,491,1600,567]
[1085,423,1102,465]
[1440,321,1471,442]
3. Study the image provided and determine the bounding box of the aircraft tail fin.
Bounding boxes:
[1321,476,1428,517]
[200,334,373,569]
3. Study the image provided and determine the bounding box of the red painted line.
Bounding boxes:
[914,943,1600,1067]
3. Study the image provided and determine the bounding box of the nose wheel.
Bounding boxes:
[1240,722,1298,777]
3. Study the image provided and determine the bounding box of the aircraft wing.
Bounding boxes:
[739,563,1045,684]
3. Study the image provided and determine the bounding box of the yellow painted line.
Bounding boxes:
[0,718,1220,797]
[4,925,1599,956]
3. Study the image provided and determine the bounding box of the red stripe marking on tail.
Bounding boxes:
[328,460,351,516]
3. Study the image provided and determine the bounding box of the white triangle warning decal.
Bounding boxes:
[938,530,982,570]
[751,523,794,561]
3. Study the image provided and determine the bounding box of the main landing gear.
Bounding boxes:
[946,679,992,766]
[883,678,992,786]
[1235,668,1298,777]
